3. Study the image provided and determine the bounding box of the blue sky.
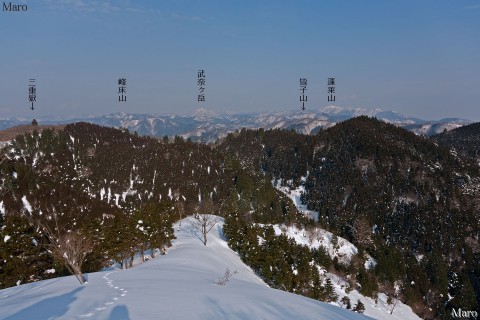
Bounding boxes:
[1,0,479,120]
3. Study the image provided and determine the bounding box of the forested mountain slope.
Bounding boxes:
[0,123,293,287]
[432,122,480,161]
[218,116,480,318]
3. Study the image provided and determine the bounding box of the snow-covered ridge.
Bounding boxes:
[0,107,472,142]
[0,217,370,320]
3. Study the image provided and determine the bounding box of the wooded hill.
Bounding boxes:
[1,118,479,319]
[0,123,297,287]
[218,116,480,318]
[432,121,480,161]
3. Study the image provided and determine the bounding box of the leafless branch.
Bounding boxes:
[216,268,238,286]
[36,211,93,285]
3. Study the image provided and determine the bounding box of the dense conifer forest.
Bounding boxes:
[218,117,480,318]
[432,122,480,160]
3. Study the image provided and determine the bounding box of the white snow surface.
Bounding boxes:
[328,274,420,320]
[269,224,359,265]
[275,179,319,221]
[0,217,370,320]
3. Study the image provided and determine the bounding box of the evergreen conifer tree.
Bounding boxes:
[0,215,54,288]
[353,300,365,313]
[340,296,351,309]
[323,278,338,302]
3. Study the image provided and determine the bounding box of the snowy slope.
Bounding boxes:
[274,183,421,320]
[265,223,420,320]
[0,217,370,320]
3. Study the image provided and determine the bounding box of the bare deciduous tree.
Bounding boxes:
[385,283,400,315]
[175,201,185,226]
[38,214,93,285]
[306,226,322,245]
[193,214,219,246]
[50,231,93,284]
[351,217,373,247]
[192,198,219,246]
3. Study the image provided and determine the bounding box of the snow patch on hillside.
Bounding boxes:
[274,178,319,221]
[328,273,420,320]
[273,180,420,320]
[270,224,359,265]
[21,196,33,214]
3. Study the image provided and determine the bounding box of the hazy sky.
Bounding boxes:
[1,0,479,120]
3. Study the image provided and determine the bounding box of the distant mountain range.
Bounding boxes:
[0,107,472,142]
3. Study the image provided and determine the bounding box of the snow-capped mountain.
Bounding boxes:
[0,217,372,320]
[0,107,471,142]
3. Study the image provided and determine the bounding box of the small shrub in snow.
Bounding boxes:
[344,283,353,294]
[331,234,339,251]
[216,268,237,286]
[353,300,365,313]
[340,296,351,310]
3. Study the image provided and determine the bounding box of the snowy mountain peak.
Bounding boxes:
[320,105,345,114]
[0,108,472,143]
[193,108,219,116]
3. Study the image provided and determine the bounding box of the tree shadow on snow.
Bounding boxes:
[108,305,131,320]
[200,296,303,320]
[199,296,354,320]
[185,220,205,244]
[4,286,84,320]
